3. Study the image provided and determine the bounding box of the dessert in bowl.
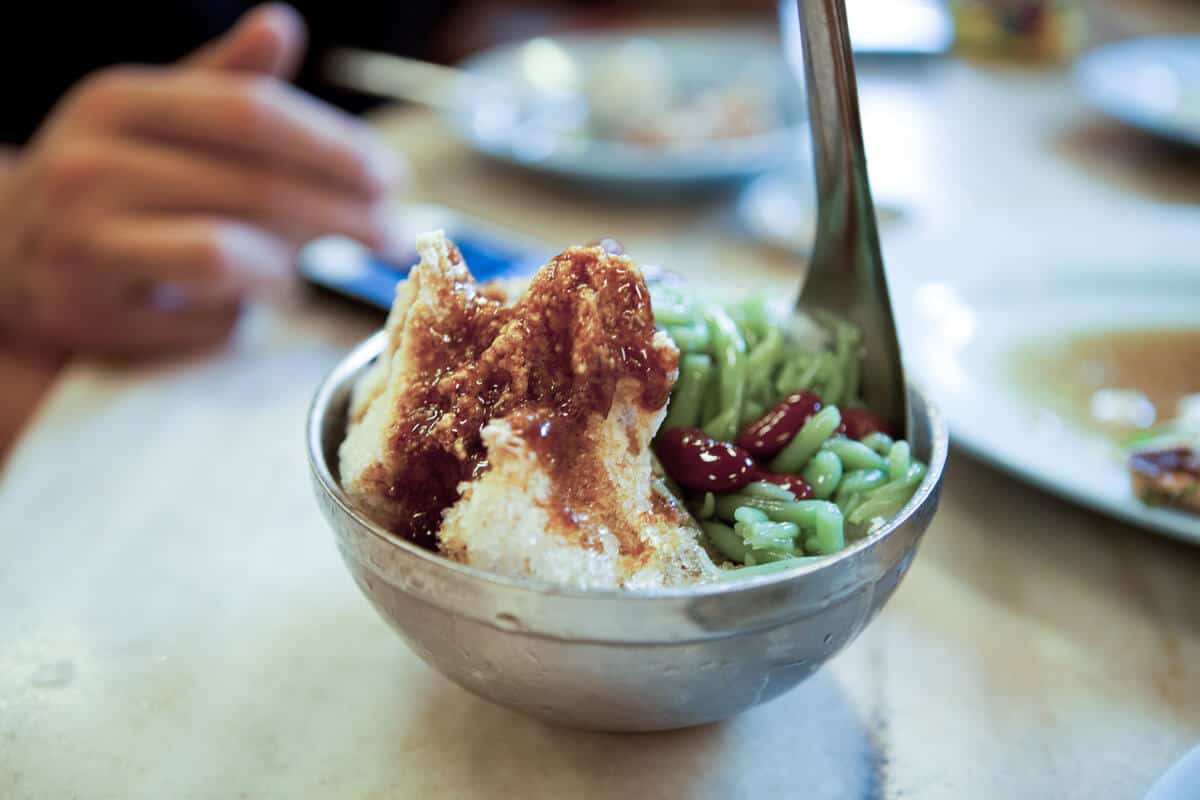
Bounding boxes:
[308,233,946,730]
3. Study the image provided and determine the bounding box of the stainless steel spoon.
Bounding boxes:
[785,0,909,434]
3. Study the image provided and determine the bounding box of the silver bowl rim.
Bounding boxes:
[307,330,948,603]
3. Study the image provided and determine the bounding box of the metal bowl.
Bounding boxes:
[307,331,947,732]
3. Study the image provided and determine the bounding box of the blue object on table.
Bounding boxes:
[299,210,547,311]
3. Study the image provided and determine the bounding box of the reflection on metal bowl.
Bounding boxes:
[307,331,947,732]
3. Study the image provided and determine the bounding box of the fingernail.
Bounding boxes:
[370,206,415,262]
[362,141,403,190]
[148,284,191,312]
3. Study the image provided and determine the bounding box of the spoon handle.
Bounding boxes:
[790,0,908,433]
[799,0,876,264]
[324,48,481,111]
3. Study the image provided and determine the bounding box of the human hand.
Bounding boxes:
[0,4,405,355]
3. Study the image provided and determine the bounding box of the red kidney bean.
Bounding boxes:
[838,408,891,440]
[655,428,756,492]
[736,392,823,459]
[750,468,815,500]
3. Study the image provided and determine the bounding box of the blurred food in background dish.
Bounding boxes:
[1014,328,1200,446]
[1130,445,1200,516]
[897,208,1200,542]
[442,28,807,190]
[583,37,779,149]
[951,0,1087,61]
[1014,327,1200,516]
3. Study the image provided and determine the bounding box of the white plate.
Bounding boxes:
[891,207,1200,544]
[442,1,951,193]
[1075,36,1200,148]
[1146,744,1200,800]
[443,28,809,191]
[735,171,906,255]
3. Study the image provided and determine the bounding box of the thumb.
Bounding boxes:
[184,3,307,78]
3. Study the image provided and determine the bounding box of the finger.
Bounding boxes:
[184,3,307,79]
[77,70,399,198]
[43,282,242,357]
[72,138,390,251]
[98,303,243,356]
[90,217,294,300]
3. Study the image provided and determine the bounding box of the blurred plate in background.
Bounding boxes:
[893,207,1200,544]
[443,28,809,191]
[439,1,951,192]
[847,0,954,56]
[1075,35,1200,148]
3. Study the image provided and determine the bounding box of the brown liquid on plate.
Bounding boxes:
[1013,327,1200,441]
